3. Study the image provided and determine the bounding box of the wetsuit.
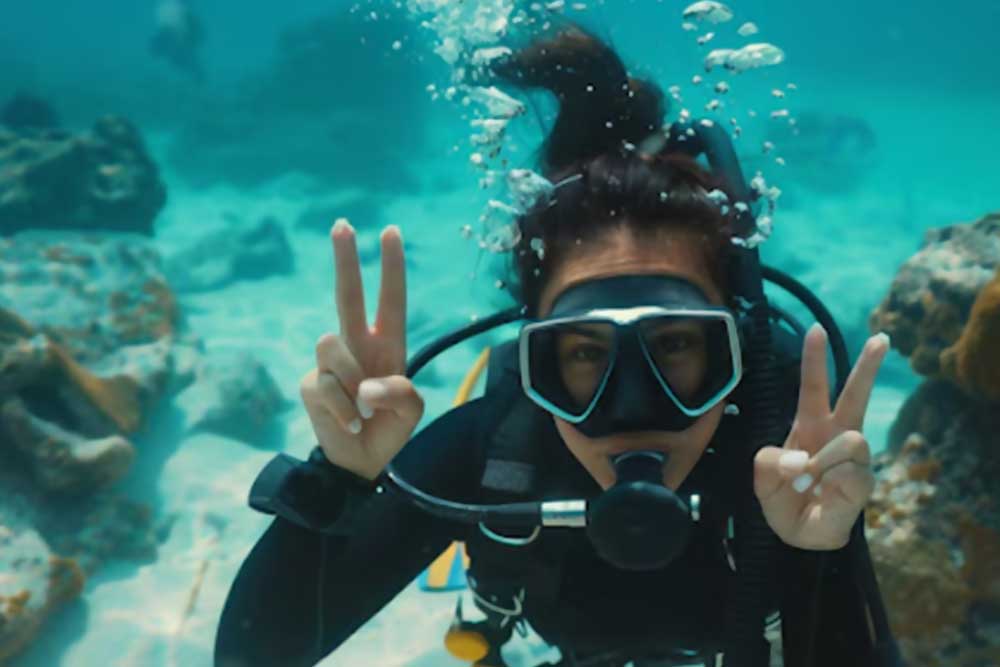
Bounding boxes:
[214,336,904,667]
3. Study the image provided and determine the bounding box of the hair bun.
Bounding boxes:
[491,25,667,175]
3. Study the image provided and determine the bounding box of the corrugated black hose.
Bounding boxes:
[721,245,786,667]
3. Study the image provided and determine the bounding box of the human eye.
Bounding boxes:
[572,343,608,362]
[559,338,609,364]
[653,329,703,356]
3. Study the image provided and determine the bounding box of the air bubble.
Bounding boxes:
[479,200,523,253]
[682,1,734,24]
[704,43,785,73]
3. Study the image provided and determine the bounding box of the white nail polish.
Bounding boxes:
[875,332,890,348]
[779,450,809,475]
[357,396,373,420]
[792,473,813,493]
[347,418,362,434]
[813,483,823,497]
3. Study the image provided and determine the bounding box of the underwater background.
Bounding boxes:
[1,0,998,665]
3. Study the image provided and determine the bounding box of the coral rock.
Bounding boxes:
[869,212,1000,377]
[868,380,1000,666]
[0,116,166,235]
[0,515,85,663]
[0,92,59,131]
[176,351,289,445]
[939,268,1000,403]
[165,216,294,292]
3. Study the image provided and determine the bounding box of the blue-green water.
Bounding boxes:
[1,1,997,665]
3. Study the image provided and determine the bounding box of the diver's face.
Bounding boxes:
[537,225,728,491]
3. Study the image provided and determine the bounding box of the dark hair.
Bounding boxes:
[491,25,736,317]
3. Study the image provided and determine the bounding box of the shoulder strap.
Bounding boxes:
[479,339,544,498]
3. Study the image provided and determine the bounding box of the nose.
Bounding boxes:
[601,334,664,429]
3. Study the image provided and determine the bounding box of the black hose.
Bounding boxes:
[406,306,523,378]
[722,248,783,667]
[762,266,850,395]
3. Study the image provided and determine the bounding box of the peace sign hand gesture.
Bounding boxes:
[299,220,424,481]
[753,324,890,550]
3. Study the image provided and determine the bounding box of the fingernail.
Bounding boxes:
[793,473,814,493]
[332,217,352,235]
[813,483,823,497]
[874,332,890,348]
[358,379,387,418]
[347,418,362,434]
[779,450,809,476]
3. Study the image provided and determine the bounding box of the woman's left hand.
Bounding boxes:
[753,324,890,550]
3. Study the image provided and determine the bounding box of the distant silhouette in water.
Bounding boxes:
[743,110,879,194]
[150,0,205,81]
[0,92,60,130]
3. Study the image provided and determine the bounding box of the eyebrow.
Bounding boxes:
[646,320,703,333]
[558,323,613,339]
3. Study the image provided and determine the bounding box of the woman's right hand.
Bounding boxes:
[299,219,424,481]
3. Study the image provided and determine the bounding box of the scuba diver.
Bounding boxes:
[214,25,905,667]
[150,0,205,81]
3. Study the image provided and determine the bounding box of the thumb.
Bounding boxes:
[357,375,424,430]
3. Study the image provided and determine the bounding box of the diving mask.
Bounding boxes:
[520,274,744,437]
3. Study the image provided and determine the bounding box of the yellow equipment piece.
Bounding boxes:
[453,347,491,407]
[443,347,496,664]
[444,627,491,662]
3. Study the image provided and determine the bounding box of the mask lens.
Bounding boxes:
[638,315,735,410]
[526,320,615,418]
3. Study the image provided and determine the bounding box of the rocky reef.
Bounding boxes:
[869,212,1000,378]
[0,225,289,659]
[0,231,186,661]
[939,268,1000,403]
[0,114,167,236]
[865,211,1000,666]
[0,93,60,131]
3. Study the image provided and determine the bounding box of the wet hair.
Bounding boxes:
[491,25,736,317]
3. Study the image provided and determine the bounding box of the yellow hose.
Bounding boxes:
[452,347,491,406]
[438,346,493,664]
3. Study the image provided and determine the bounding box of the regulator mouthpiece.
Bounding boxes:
[586,451,694,571]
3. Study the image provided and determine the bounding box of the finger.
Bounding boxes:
[796,323,832,421]
[315,333,364,393]
[316,373,364,433]
[833,333,890,431]
[316,333,376,419]
[374,226,407,345]
[301,370,361,435]
[753,445,792,502]
[809,430,871,478]
[816,459,876,506]
[357,375,424,426]
[331,219,369,344]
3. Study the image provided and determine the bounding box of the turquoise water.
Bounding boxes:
[2,1,998,665]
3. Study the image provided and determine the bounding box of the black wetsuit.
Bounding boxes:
[214,337,904,667]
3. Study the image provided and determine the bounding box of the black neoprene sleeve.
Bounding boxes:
[213,398,487,667]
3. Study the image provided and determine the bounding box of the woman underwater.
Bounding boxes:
[215,26,904,667]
